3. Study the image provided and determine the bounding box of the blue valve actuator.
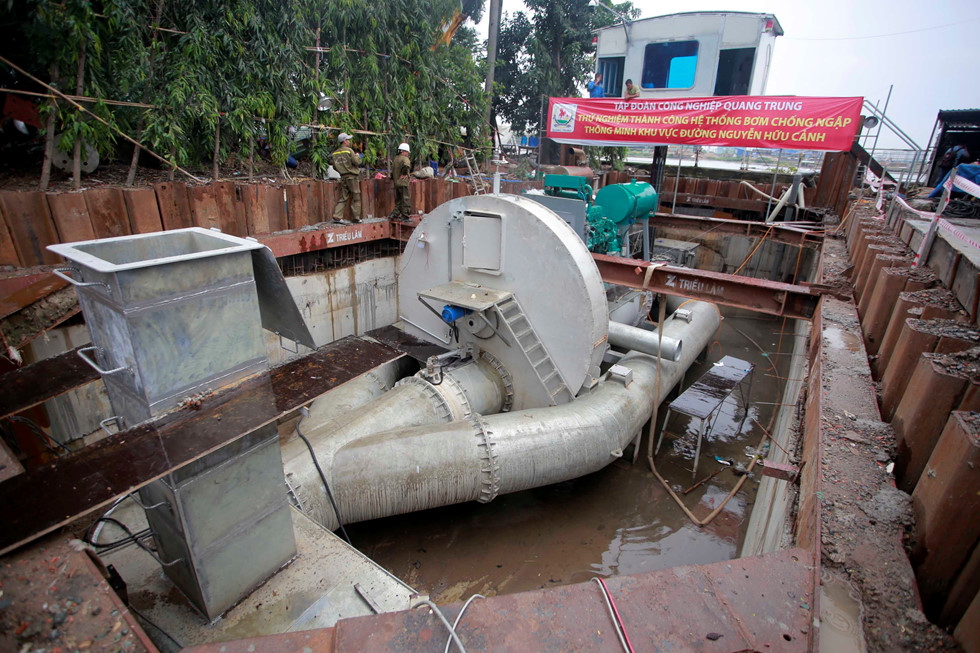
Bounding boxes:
[441,304,472,324]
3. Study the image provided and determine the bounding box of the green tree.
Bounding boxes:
[495,0,637,133]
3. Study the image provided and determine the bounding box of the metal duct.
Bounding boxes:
[283,354,510,524]
[295,301,720,530]
[607,320,683,362]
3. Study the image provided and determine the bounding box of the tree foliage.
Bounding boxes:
[1,0,490,179]
[495,0,637,134]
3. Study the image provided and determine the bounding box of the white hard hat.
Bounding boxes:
[398,142,410,153]
[338,132,352,142]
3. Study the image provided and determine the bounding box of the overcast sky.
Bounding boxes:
[477,0,980,149]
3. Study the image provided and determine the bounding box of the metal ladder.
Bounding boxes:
[495,296,573,405]
[462,151,487,195]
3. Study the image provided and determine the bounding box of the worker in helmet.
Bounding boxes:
[331,132,362,223]
[391,143,412,221]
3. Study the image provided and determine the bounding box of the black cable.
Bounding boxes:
[6,415,73,455]
[295,408,352,544]
[128,604,183,650]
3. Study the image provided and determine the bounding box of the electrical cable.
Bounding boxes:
[443,594,484,653]
[591,578,634,653]
[414,598,467,653]
[5,415,73,455]
[295,407,352,544]
[128,604,183,651]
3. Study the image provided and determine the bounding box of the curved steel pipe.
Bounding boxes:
[292,302,720,530]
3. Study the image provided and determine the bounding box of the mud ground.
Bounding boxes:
[818,223,957,652]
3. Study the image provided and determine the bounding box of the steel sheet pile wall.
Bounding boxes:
[0,178,544,268]
[845,201,980,645]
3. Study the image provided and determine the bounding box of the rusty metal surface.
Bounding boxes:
[593,253,821,320]
[0,536,157,652]
[259,220,392,257]
[0,268,68,321]
[650,212,823,248]
[0,336,404,556]
[182,629,336,653]
[366,324,447,363]
[0,285,81,349]
[0,345,100,420]
[329,547,813,651]
[669,355,753,420]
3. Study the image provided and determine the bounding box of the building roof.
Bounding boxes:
[596,11,784,37]
[938,109,980,129]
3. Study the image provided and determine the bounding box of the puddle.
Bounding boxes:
[819,571,867,653]
[823,325,862,353]
[347,314,797,603]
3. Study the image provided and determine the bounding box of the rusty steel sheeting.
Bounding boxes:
[258,220,397,258]
[650,212,823,249]
[0,268,68,321]
[0,346,100,421]
[327,547,813,651]
[0,336,404,556]
[593,253,821,320]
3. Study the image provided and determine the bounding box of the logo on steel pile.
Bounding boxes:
[551,103,577,133]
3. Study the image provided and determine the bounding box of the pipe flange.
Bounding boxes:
[479,350,514,412]
[395,376,454,422]
[471,415,500,503]
[432,372,474,420]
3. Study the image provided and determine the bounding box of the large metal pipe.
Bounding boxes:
[297,301,720,530]
[607,320,682,362]
[283,355,510,523]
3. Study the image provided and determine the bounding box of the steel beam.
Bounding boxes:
[650,213,823,249]
[257,220,392,258]
[593,253,820,320]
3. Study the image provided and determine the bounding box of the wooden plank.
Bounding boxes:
[153,181,193,230]
[359,179,372,221]
[0,346,100,420]
[46,192,95,243]
[0,200,20,267]
[84,188,130,239]
[0,336,404,555]
[0,190,61,266]
[122,188,163,234]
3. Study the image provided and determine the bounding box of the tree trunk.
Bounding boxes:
[168,145,176,181]
[125,117,144,186]
[126,0,167,187]
[212,115,220,181]
[38,63,59,191]
[72,43,86,191]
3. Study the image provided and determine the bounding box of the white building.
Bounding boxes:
[595,11,783,99]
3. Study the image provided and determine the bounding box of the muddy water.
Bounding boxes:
[347,312,796,603]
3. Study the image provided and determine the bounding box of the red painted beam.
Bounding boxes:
[257,220,392,257]
[593,253,820,320]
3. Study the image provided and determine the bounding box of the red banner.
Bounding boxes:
[547,95,863,151]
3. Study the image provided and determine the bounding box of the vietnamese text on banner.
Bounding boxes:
[547,95,863,151]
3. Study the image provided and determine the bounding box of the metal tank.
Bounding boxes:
[594,179,658,224]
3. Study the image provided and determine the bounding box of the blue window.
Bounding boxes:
[641,41,699,89]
